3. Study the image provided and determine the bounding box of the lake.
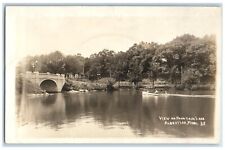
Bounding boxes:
[15,89,215,140]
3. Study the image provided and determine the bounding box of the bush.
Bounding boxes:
[175,84,185,90]
[190,84,214,91]
[66,79,107,91]
[97,78,116,84]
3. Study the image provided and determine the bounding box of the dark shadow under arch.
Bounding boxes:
[40,79,58,93]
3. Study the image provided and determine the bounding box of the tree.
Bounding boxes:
[64,54,84,75]
[84,49,115,80]
[45,51,65,74]
[126,42,158,84]
[112,51,129,81]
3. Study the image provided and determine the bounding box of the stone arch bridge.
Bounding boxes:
[25,72,65,93]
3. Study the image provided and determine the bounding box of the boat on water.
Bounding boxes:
[142,91,215,98]
[79,89,89,92]
[142,91,168,97]
[67,90,79,93]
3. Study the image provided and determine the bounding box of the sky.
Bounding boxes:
[6,6,221,63]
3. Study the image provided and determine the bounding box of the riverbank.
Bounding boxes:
[63,78,215,92]
[16,75,215,94]
[63,78,117,91]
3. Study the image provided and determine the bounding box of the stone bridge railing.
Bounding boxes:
[25,71,65,79]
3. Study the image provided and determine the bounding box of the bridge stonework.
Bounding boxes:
[25,72,66,92]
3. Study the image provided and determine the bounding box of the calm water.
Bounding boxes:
[16,89,215,139]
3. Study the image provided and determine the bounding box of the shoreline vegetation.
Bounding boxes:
[16,34,216,95]
[16,76,215,95]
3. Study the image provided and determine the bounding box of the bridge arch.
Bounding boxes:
[40,79,58,93]
[25,72,66,92]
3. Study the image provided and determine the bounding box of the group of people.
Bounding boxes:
[154,89,167,94]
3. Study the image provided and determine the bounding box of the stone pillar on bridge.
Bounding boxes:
[55,73,66,92]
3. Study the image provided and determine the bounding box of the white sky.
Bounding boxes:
[6,6,221,63]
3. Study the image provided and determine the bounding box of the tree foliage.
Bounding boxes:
[17,34,216,85]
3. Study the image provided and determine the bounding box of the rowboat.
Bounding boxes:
[79,89,89,92]
[68,90,79,93]
[142,91,165,96]
[142,91,215,98]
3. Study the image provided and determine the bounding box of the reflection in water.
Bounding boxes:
[16,89,215,138]
[41,94,57,105]
[17,94,66,130]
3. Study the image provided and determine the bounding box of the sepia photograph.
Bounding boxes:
[4,5,222,144]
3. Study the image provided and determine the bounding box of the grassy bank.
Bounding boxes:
[63,78,117,91]
[63,78,215,92]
